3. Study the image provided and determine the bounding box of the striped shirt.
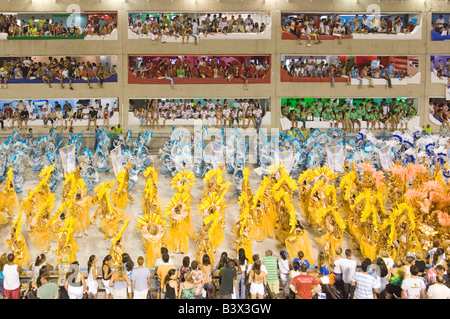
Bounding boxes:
[262,256,278,282]
[351,271,379,299]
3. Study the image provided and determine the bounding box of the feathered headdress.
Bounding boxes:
[112,221,129,246]
[198,192,226,218]
[171,170,195,190]
[136,213,168,232]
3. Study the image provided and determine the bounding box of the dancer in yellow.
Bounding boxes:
[170,170,196,239]
[297,169,313,218]
[380,202,424,261]
[5,211,31,268]
[62,166,84,200]
[142,166,164,216]
[30,193,55,253]
[285,220,315,266]
[110,221,129,267]
[356,189,382,261]
[73,191,92,238]
[269,165,298,242]
[201,168,230,225]
[91,181,130,240]
[315,205,346,265]
[304,167,337,230]
[348,188,371,249]
[338,164,359,219]
[198,191,228,251]
[0,167,20,219]
[136,213,168,267]
[21,165,54,229]
[165,191,191,254]
[234,168,254,263]
[251,177,276,242]
[53,216,78,264]
[111,162,134,210]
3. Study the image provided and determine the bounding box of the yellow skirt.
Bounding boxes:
[253,214,276,242]
[164,220,189,253]
[144,239,162,268]
[286,232,316,266]
[360,238,378,261]
[30,229,51,251]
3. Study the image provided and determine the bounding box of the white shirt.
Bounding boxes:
[427,283,450,299]
[401,277,425,299]
[334,257,357,284]
[253,108,263,118]
[3,264,21,290]
[154,257,174,267]
[352,271,379,299]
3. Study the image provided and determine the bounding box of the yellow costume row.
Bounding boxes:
[0,164,134,268]
[1,159,448,270]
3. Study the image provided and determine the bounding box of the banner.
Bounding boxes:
[326,145,345,173]
[59,144,76,175]
[110,147,123,176]
[211,142,225,168]
[379,145,394,171]
[275,151,294,173]
[447,146,450,165]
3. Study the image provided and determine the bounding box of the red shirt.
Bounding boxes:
[291,274,319,299]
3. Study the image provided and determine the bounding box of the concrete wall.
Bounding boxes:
[1,0,449,132]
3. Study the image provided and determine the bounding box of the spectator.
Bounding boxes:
[36,273,59,299]
[2,253,21,299]
[64,261,88,299]
[332,248,357,299]
[0,253,6,298]
[156,252,176,299]
[351,258,380,299]
[190,260,205,299]
[262,250,279,298]
[218,257,241,299]
[292,250,311,269]
[248,259,267,299]
[199,254,213,299]
[401,265,426,299]
[385,259,405,299]
[289,262,320,299]
[102,255,114,299]
[179,272,195,299]
[427,275,450,299]
[29,254,53,290]
[160,268,177,300]
[236,248,248,299]
[86,255,99,299]
[426,264,447,287]
[131,256,151,299]
[109,262,130,299]
[177,256,191,283]
[278,250,291,299]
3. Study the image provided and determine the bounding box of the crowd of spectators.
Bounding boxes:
[431,56,450,80]
[0,99,116,131]
[0,13,116,38]
[429,100,450,132]
[2,242,449,299]
[129,56,269,87]
[282,13,416,43]
[432,14,450,36]
[282,57,410,88]
[131,98,267,129]
[0,56,116,89]
[282,98,417,132]
[128,13,268,42]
